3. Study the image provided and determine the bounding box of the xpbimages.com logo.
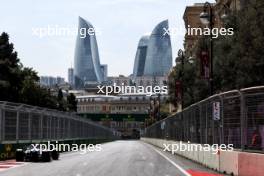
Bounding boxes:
[163,26,234,39]
[32,25,102,38]
[163,142,234,155]
[31,141,102,155]
[97,83,168,95]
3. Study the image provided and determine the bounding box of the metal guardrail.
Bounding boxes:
[0,101,119,144]
[144,86,264,152]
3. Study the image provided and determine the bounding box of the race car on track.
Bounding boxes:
[16,144,59,162]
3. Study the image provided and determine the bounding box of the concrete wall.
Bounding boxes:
[238,152,264,176]
[141,137,264,176]
[141,138,220,170]
[220,150,239,175]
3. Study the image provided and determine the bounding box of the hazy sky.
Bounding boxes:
[0,0,214,80]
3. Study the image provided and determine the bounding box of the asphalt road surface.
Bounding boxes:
[0,140,223,176]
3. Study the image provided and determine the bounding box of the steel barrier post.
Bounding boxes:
[0,107,2,142]
[49,116,52,140]
[205,103,208,144]
[28,113,32,141]
[2,110,5,141]
[40,114,43,141]
[199,104,203,143]
[220,95,224,145]
[240,91,246,150]
[16,111,20,141]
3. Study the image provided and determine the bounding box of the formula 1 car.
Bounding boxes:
[16,145,59,162]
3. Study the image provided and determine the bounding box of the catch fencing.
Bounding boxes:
[0,101,118,143]
[145,86,264,152]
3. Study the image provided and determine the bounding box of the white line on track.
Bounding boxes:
[148,145,191,176]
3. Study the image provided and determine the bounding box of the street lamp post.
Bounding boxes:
[175,49,194,111]
[157,93,161,121]
[176,49,185,109]
[200,2,214,96]
[149,96,154,120]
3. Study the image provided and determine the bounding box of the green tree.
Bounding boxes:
[19,67,62,109]
[0,32,75,111]
[214,0,264,90]
[0,32,21,101]
[58,89,63,101]
[169,0,264,108]
[57,89,67,111]
[67,93,77,112]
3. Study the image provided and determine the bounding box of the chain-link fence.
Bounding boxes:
[0,101,119,143]
[144,86,264,152]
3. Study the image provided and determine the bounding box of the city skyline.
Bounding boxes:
[0,0,215,80]
[0,1,263,175]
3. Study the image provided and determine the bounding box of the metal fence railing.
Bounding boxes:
[0,101,119,144]
[144,86,264,152]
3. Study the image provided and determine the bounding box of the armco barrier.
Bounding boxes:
[142,138,264,175]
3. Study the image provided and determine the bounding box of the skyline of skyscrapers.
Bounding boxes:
[70,17,172,89]
[40,76,65,87]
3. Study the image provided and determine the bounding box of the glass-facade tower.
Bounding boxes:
[74,17,104,88]
[132,35,149,79]
[143,20,172,76]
